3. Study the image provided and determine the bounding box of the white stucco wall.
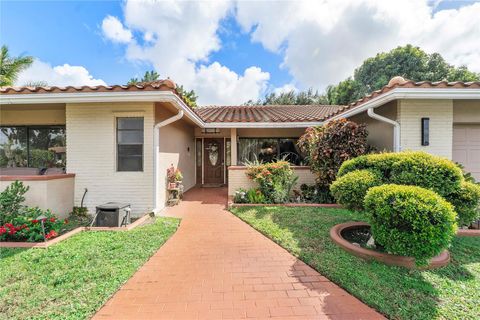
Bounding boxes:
[0,176,74,219]
[66,102,155,216]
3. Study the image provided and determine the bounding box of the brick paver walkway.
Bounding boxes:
[94,187,384,319]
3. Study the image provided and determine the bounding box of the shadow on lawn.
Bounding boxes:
[0,247,28,260]
[243,206,444,320]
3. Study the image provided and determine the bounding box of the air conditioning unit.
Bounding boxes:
[94,202,131,227]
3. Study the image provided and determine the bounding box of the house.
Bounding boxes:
[0,77,479,217]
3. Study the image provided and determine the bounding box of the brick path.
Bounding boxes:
[94,187,384,320]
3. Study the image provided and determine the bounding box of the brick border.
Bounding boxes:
[227,196,342,209]
[457,229,480,237]
[330,221,450,269]
[0,213,152,249]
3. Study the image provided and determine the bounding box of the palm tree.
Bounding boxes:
[0,45,34,87]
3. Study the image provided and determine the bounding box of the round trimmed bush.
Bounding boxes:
[330,169,382,210]
[446,181,480,227]
[337,151,463,197]
[364,184,457,266]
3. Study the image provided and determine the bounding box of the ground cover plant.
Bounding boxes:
[231,206,480,320]
[0,217,179,320]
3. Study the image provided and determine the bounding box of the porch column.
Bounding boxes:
[230,128,237,165]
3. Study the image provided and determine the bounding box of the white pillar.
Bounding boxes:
[231,128,237,165]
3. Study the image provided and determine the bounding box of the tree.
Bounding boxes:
[0,45,33,87]
[246,88,328,105]
[327,45,480,105]
[128,70,160,85]
[127,70,198,108]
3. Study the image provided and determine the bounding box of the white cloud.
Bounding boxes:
[194,63,269,105]
[235,0,480,89]
[16,59,106,87]
[101,0,269,105]
[102,0,480,103]
[101,15,132,43]
[273,83,298,95]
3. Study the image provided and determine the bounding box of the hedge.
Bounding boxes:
[364,184,457,266]
[330,169,382,210]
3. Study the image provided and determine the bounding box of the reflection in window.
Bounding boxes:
[238,138,303,165]
[117,118,144,171]
[0,126,65,168]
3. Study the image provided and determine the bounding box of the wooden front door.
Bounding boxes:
[204,138,224,184]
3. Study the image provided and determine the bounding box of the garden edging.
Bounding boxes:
[0,213,153,248]
[330,221,451,269]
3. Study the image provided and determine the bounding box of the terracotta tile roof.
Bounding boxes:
[324,78,480,120]
[0,80,177,95]
[194,105,345,123]
[2,77,479,124]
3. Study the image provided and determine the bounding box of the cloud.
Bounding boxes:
[101,15,133,43]
[194,63,270,105]
[101,0,269,105]
[235,0,480,89]
[16,59,106,86]
[273,83,298,95]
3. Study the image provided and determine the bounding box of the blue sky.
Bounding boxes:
[2,0,479,105]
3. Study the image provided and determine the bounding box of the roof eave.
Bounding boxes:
[328,87,480,122]
[203,121,324,128]
[0,90,205,127]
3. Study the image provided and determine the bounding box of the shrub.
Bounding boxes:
[446,182,480,227]
[298,184,334,204]
[330,170,382,210]
[298,119,370,187]
[246,188,267,204]
[0,208,66,242]
[0,181,29,225]
[246,160,298,203]
[364,184,457,266]
[337,151,463,197]
[234,188,248,204]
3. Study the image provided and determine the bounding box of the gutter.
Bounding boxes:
[367,108,400,152]
[152,110,184,214]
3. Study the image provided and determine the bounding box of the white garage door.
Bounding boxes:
[453,124,480,181]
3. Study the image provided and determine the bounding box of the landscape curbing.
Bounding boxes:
[0,213,153,249]
[227,196,342,209]
[330,221,451,269]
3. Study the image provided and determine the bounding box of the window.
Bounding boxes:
[117,118,144,171]
[0,126,66,168]
[421,117,430,146]
[238,138,304,165]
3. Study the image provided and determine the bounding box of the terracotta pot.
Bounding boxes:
[330,221,450,269]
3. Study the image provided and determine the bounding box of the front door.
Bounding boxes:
[204,138,224,184]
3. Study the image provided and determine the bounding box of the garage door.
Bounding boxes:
[453,124,480,181]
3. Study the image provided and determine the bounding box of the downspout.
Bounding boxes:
[153,110,184,214]
[367,108,400,152]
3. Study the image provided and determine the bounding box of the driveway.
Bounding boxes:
[94,187,384,319]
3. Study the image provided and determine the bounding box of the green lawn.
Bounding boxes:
[231,206,480,320]
[0,217,179,320]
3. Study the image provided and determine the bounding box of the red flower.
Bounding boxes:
[49,217,56,222]
[5,223,13,229]
[45,230,58,240]
[0,226,6,235]
[32,219,39,224]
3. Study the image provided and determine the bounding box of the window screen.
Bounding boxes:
[117,118,143,171]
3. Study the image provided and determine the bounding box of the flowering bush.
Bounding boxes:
[0,207,67,242]
[246,160,298,203]
[234,188,248,203]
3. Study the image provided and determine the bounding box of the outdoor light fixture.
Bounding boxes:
[421,117,430,146]
[36,214,47,242]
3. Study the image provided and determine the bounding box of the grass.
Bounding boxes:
[0,217,179,320]
[231,206,480,320]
